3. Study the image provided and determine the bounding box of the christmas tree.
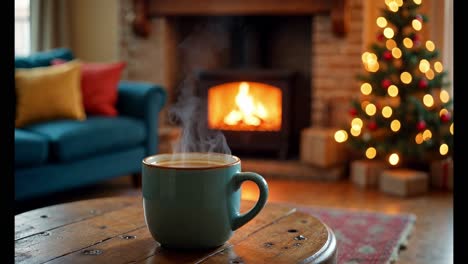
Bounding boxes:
[335,0,453,167]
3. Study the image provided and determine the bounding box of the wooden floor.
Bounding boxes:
[15,175,453,264]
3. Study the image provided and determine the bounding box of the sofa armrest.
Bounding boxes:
[117,81,167,156]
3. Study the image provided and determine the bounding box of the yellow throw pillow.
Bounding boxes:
[15,60,86,127]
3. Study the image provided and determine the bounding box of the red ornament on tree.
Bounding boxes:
[383,50,392,60]
[441,112,451,123]
[412,34,422,47]
[349,108,358,117]
[377,33,385,42]
[368,120,378,131]
[375,101,381,111]
[418,78,428,89]
[416,120,426,131]
[415,14,423,22]
[381,79,392,89]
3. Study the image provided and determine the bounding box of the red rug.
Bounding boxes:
[285,203,416,264]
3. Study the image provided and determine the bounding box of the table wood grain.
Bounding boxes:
[15,196,337,264]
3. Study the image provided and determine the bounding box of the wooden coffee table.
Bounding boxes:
[15,196,337,263]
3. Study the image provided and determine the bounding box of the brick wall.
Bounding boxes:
[311,0,364,128]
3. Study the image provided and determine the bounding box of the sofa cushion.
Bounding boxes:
[25,116,146,162]
[52,59,126,117]
[15,48,74,68]
[15,60,86,128]
[15,129,49,167]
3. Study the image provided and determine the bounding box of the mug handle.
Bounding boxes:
[231,172,269,231]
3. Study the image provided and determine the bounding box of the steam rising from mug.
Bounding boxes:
[169,79,231,154]
[168,21,231,155]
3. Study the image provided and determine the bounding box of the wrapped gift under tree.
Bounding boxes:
[430,157,453,190]
[379,169,428,197]
[351,160,389,188]
[300,127,348,168]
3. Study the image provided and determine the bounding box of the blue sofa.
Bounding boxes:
[14,48,167,200]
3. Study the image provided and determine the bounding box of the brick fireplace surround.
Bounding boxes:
[119,0,364,130]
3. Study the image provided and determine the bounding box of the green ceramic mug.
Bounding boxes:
[142,152,269,249]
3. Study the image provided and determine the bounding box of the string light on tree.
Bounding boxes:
[334,0,453,166]
[423,94,434,107]
[426,40,435,51]
[425,69,435,80]
[383,27,395,38]
[422,129,432,141]
[434,61,443,72]
[382,106,393,118]
[439,144,449,155]
[419,59,430,73]
[415,133,424,144]
[403,38,413,48]
[390,120,401,132]
[391,48,402,59]
[366,147,377,159]
[400,72,412,84]
[334,130,348,143]
[360,83,372,95]
[389,153,399,166]
[439,90,450,103]
[376,17,387,28]
[387,85,399,97]
[386,39,397,50]
[365,103,377,116]
[412,19,422,31]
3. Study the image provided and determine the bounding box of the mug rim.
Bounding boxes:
[142,152,240,170]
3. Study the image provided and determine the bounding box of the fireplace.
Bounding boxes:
[197,69,295,159]
[187,15,311,159]
[123,0,356,159]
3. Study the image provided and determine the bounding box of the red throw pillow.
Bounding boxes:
[52,59,126,116]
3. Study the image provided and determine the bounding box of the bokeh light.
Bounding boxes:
[365,103,377,116]
[400,72,412,84]
[334,130,348,143]
[384,27,395,38]
[440,144,449,155]
[440,90,450,103]
[392,48,402,59]
[419,59,430,73]
[412,19,422,31]
[403,38,413,48]
[366,147,377,159]
[423,94,434,107]
[387,85,399,97]
[382,106,393,118]
[376,17,387,28]
[389,153,399,165]
[426,40,435,51]
[361,83,372,95]
[390,120,401,132]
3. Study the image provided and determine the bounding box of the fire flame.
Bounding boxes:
[224,82,268,127]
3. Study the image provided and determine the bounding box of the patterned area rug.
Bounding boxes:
[280,203,416,264]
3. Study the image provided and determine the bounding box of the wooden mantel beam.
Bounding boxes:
[132,0,349,38]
